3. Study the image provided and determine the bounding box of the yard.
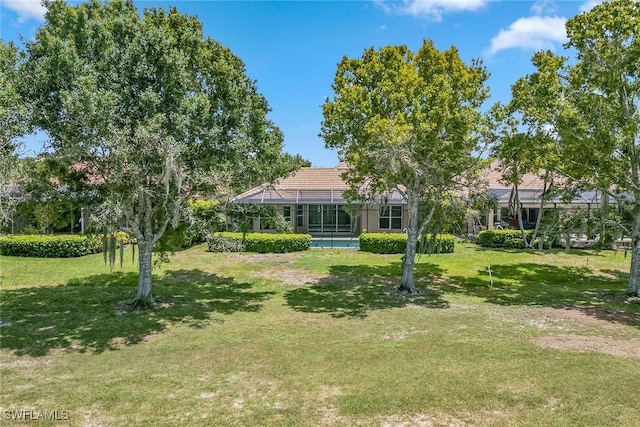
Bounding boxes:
[1,243,639,426]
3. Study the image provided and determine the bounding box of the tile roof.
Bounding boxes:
[482,160,553,190]
[234,161,611,206]
[233,164,405,204]
[483,160,610,205]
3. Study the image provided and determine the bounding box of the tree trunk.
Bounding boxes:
[528,176,550,249]
[628,241,640,297]
[513,184,531,248]
[133,240,154,308]
[627,211,640,297]
[399,196,419,293]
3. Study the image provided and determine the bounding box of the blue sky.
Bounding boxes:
[1,0,602,166]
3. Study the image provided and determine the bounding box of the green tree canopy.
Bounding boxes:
[321,40,489,293]
[562,0,639,296]
[21,0,288,307]
[0,40,31,229]
[488,51,566,247]
[514,0,639,295]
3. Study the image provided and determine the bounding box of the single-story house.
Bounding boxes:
[233,163,407,236]
[233,162,614,237]
[481,163,613,230]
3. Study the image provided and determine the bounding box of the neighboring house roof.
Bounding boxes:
[483,161,549,191]
[233,164,405,205]
[487,187,607,205]
[483,160,610,206]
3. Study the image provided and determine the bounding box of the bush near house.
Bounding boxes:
[0,234,101,258]
[207,232,312,253]
[88,231,137,247]
[477,230,526,249]
[359,232,456,254]
[476,229,552,249]
[0,232,137,258]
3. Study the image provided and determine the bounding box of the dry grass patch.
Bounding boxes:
[535,334,640,358]
[1,357,56,369]
[219,251,305,268]
[519,306,628,329]
[378,412,470,427]
[312,385,346,426]
[253,268,328,286]
[490,304,640,332]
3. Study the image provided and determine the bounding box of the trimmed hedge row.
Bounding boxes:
[87,231,137,248]
[359,232,456,254]
[208,232,312,253]
[477,230,528,248]
[0,234,101,258]
[476,229,551,249]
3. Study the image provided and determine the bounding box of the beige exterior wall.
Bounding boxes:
[250,203,409,236]
[361,204,408,234]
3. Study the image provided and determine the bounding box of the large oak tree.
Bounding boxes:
[514,0,639,296]
[21,0,288,307]
[321,41,489,293]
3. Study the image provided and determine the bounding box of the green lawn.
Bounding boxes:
[1,243,639,426]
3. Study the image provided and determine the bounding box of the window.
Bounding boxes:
[520,207,539,229]
[283,206,291,223]
[308,204,322,232]
[307,204,351,233]
[260,206,291,230]
[379,205,402,229]
[336,208,351,232]
[297,205,303,227]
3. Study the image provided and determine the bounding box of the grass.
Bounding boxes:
[1,243,639,426]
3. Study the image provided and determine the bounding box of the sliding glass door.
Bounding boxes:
[307,205,351,233]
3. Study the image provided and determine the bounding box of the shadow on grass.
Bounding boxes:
[0,269,274,356]
[442,263,640,328]
[284,262,449,318]
[472,247,602,257]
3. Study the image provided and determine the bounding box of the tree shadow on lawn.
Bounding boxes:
[0,269,275,357]
[442,263,640,328]
[472,247,601,257]
[284,262,449,319]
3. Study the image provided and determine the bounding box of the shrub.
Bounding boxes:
[476,230,553,249]
[0,234,101,258]
[207,232,311,253]
[477,230,525,248]
[359,233,406,254]
[154,224,193,252]
[188,199,225,241]
[87,231,137,247]
[359,232,455,254]
[421,234,456,254]
[207,233,245,253]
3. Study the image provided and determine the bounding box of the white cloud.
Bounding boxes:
[2,0,46,23]
[531,0,558,15]
[487,16,567,55]
[579,0,605,12]
[377,0,489,21]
